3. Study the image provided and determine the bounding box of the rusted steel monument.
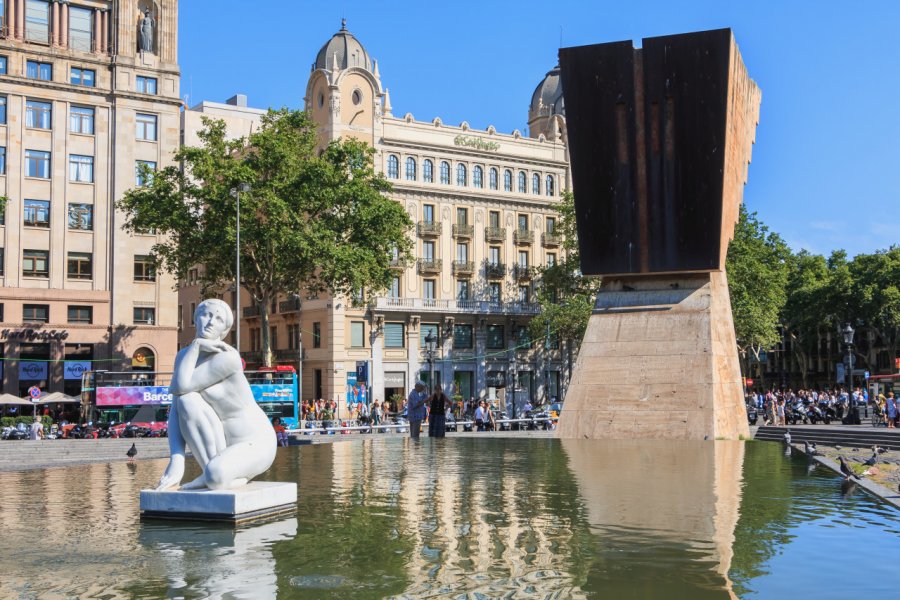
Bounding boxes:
[557,29,760,440]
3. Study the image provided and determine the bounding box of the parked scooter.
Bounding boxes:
[788,401,809,425]
[1,426,29,440]
[807,404,830,425]
[746,403,759,426]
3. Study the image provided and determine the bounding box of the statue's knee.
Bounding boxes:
[205,462,229,489]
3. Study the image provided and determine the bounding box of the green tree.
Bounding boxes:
[529,191,602,385]
[726,205,792,384]
[781,251,832,388]
[118,109,413,366]
[848,246,900,367]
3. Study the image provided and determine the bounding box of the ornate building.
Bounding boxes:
[0,0,181,395]
[178,21,571,411]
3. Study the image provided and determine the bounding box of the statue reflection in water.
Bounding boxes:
[139,517,297,597]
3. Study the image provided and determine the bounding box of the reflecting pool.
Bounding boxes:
[0,439,897,598]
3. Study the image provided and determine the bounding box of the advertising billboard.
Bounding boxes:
[96,386,173,406]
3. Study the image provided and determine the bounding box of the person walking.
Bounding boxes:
[428,387,452,438]
[407,381,428,439]
[474,401,486,431]
[885,392,897,428]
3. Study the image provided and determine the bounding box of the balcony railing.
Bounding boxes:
[452,260,475,276]
[417,221,442,237]
[374,297,540,315]
[452,224,474,238]
[485,227,506,242]
[417,258,442,275]
[514,229,534,244]
[278,298,301,313]
[542,232,562,247]
[513,264,537,280]
[240,350,263,363]
[389,257,407,270]
[485,262,506,279]
[274,348,301,360]
[242,305,260,318]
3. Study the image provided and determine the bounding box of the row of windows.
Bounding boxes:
[387,274,535,303]
[12,303,155,326]
[0,249,155,282]
[0,52,157,93]
[420,205,556,233]
[418,240,556,266]
[0,96,158,141]
[2,200,94,230]
[387,155,557,196]
[0,146,155,184]
[376,322,536,350]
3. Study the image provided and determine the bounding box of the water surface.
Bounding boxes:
[0,438,896,598]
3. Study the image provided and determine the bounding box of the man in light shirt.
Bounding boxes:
[474,402,486,431]
[407,381,428,439]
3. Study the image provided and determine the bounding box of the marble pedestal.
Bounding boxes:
[557,272,750,440]
[140,481,297,524]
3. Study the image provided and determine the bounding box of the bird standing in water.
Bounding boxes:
[127,443,137,463]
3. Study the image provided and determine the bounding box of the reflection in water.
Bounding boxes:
[138,518,297,598]
[0,439,898,598]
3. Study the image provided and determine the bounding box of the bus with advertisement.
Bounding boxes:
[82,366,300,428]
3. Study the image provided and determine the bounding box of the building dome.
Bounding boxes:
[314,19,373,72]
[529,64,565,120]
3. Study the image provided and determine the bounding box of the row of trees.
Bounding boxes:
[728,208,898,387]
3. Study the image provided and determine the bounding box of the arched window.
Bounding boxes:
[440,161,451,184]
[473,166,484,188]
[387,155,399,179]
[504,169,513,192]
[132,347,156,370]
[423,159,434,183]
[489,168,499,190]
[546,175,554,196]
[405,157,417,181]
[456,164,467,186]
[532,173,540,195]
[517,171,527,193]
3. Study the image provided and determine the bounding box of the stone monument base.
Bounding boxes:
[557,272,749,440]
[140,481,297,524]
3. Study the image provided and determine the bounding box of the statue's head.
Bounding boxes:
[194,299,234,341]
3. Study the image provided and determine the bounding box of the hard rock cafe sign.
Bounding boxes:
[1,328,69,341]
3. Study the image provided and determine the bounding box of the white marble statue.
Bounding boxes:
[155,299,276,490]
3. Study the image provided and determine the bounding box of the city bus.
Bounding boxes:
[82,366,300,428]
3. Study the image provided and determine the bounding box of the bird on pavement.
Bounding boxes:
[835,444,841,451]
[804,441,818,456]
[863,452,877,467]
[783,431,791,445]
[127,443,137,463]
[837,456,860,481]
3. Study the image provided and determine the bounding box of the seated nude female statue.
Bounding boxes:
[155,299,276,490]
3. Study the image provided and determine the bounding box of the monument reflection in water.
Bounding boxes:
[0,439,898,598]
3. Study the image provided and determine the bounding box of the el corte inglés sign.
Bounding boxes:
[453,135,500,152]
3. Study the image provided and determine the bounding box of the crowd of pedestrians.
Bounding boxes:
[745,386,890,426]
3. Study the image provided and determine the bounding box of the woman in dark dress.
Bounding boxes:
[428,389,452,438]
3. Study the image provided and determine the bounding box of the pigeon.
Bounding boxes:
[127,443,137,463]
[862,452,877,467]
[835,444,841,451]
[874,445,888,455]
[783,431,791,445]
[837,456,860,481]
[804,441,818,456]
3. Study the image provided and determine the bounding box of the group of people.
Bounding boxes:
[745,387,892,426]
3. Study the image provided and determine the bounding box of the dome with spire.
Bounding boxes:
[314,19,373,72]
[529,65,565,120]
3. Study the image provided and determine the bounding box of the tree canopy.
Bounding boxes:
[117,108,413,365]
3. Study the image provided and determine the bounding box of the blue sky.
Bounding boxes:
[179,1,899,258]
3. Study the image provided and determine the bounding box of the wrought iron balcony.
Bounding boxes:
[417,259,442,275]
[389,257,407,271]
[541,232,562,247]
[417,221,442,237]
[452,260,475,276]
[278,297,301,313]
[374,297,540,315]
[514,264,537,280]
[274,348,301,360]
[514,229,534,244]
[485,227,506,242]
[240,350,263,363]
[485,262,506,279]
[452,224,474,238]
[242,305,260,318]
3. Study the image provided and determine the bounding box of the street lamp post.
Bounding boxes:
[424,330,437,396]
[230,183,251,354]
[842,323,857,424]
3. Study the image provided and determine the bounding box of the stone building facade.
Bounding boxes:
[0,0,181,396]
[178,21,571,412]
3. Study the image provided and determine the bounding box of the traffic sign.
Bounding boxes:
[864,371,870,379]
[356,361,368,383]
[28,386,41,402]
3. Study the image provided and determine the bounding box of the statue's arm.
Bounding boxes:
[154,400,185,490]
[170,344,242,396]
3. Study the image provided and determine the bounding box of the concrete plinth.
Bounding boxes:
[557,272,749,440]
[140,481,297,524]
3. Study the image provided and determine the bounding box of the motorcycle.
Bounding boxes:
[787,401,809,425]
[746,404,758,426]
[807,404,830,425]
[1,426,29,440]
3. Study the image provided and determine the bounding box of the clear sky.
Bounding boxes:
[179,0,899,258]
